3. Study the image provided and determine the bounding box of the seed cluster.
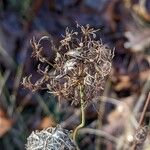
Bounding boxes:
[22,23,114,105]
[26,125,76,150]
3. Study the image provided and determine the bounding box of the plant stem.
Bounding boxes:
[139,92,150,126]
[132,92,150,150]
[73,84,85,141]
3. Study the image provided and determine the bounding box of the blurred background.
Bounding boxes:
[0,0,150,149]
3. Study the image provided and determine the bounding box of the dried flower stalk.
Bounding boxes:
[73,84,85,141]
[22,23,114,144]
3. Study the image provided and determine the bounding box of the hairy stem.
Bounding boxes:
[73,85,85,141]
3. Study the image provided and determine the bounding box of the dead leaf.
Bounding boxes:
[124,28,150,52]
[133,3,150,22]
[103,96,132,136]
[107,95,136,124]
[139,70,150,81]
[38,116,56,129]
[0,108,13,137]
[114,75,131,91]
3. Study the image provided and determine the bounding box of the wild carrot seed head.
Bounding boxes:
[22,23,114,105]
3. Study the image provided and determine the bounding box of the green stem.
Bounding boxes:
[73,85,85,141]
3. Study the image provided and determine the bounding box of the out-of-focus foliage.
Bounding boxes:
[0,0,150,150]
[6,0,32,17]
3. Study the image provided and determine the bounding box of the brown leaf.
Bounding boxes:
[133,3,150,22]
[38,116,56,129]
[114,75,131,91]
[0,108,13,137]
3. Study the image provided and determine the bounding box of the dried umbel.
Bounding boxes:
[26,125,76,150]
[133,126,149,150]
[22,23,114,105]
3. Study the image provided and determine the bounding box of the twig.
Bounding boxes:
[139,92,150,126]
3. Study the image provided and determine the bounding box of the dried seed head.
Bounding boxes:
[63,59,77,73]
[26,125,76,150]
[133,126,149,150]
[22,23,114,105]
